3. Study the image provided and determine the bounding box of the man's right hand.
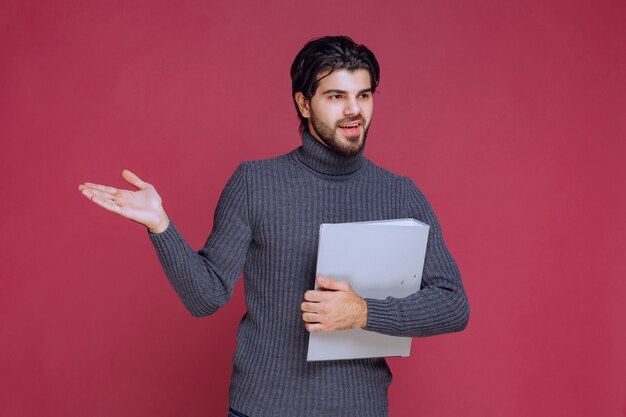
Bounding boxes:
[78,169,170,233]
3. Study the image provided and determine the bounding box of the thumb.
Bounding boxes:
[316,276,349,291]
[122,169,148,190]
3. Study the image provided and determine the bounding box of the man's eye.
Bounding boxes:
[359,93,371,99]
[329,95,341,100]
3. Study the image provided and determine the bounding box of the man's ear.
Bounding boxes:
[294,92,311,118]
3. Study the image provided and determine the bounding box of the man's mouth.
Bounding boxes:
[338,121,362,136]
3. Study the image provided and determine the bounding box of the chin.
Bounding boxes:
[334,136,365,157]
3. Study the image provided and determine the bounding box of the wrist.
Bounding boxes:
[358,298,368,328]
[148,211,170,234]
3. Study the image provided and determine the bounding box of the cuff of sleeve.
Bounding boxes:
[148,221,181,256]
[363,297,400,334]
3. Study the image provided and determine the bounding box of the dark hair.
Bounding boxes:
[290,36,380,132]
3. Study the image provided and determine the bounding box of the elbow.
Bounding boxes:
[451,295,470,333]
[456,304,470,332]
[189,309,212,318]
[184,300,221,318]
[178,289,231,318]
[432,288,470,335]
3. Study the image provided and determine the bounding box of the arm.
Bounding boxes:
[363,179,469,337]
[78,165,252,317]
[301,179,469,335]
[149,164,252,317]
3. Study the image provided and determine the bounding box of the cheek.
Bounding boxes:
[317,109,341,125]
[364,102,374,117]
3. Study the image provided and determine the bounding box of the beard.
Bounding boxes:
[309,110,370,157]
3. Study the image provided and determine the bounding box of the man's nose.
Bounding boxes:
[344,96,361,116]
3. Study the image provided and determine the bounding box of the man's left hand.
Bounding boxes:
[301,276,368,332]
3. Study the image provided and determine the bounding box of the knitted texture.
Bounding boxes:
[149,131,469,417]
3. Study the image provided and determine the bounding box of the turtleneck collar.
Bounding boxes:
[294,130,365,176]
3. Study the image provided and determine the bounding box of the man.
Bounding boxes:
[79,36,469,417]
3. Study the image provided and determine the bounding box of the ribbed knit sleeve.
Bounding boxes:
[149,163,252,317]
[364,178,470,337]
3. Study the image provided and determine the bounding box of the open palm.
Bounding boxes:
[78,170,169,233]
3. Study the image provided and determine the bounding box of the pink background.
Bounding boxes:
[1,1,624,416]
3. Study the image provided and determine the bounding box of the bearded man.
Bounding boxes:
[79,35,469,417]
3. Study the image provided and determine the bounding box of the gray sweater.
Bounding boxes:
[149,131,469,417]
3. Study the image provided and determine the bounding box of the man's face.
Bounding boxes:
[298,69,374,157]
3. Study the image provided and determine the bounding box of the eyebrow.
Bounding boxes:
[322,88,373,95]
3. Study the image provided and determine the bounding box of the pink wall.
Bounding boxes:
[1,1,624,416]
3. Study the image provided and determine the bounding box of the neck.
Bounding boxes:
[294,130,365,176]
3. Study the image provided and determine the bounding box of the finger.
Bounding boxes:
[83,192,123,215]
[80,186,114,203]
[122,169,148,190]
[305,322,324,333]
[82,186,117,201]
[302,312,319,323]
[303,290,323,302]
[316,276,349,291]
[301,301,319,312]
[81,182,119,196]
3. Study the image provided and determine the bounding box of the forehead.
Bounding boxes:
[315,69,372,93]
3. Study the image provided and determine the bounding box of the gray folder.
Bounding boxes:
[306,218,430,361]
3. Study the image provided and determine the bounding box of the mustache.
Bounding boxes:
[336,116,366,126]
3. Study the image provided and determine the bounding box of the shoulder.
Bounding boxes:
[237,151,295,176]
[363,159,422,191]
